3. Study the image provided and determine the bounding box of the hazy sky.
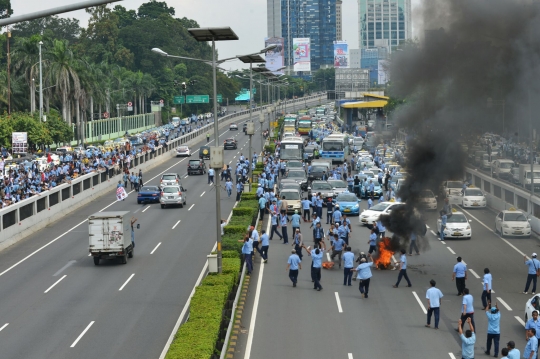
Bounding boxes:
[12,0,421,71]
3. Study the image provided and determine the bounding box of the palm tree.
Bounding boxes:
[11,36,41,113]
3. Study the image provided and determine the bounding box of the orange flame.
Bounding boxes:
[374,237,394,269]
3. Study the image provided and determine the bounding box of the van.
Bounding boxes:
[492,159,514,179]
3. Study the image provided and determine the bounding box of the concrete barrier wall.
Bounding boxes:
[0,94,327,251]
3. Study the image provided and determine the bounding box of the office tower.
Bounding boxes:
[267,0,282,37]
[336,0,343,41]
[358,0,411,50]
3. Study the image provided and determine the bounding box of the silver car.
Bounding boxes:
[160,185,187,208]
[160,173,180,188]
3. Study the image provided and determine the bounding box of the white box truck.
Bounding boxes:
[89,211,134,265]
[519,164,540,191]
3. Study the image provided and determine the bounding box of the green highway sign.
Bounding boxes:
[173,96,185,104]
[217,94,223,103]
[186,95,210,104]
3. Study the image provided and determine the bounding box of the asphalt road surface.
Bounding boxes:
[238,174,539,359]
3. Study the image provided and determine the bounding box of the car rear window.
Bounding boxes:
[163,187,180,193]
[162,175,176,180]
[189,160,201,165]
[141,186,158,192]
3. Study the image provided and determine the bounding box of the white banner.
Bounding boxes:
[116,186,128,201]
[293,38,311,72]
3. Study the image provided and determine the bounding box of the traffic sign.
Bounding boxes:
[159,99,164,103]
[173,96,185,104]
[103,112,109,119]
[217,94,222,103]
[186,95,210,104]
[127,102,132,106]
[160,99,164,107]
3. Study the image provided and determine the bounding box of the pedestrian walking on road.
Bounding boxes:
[524,310,540,352]
[287,249,301,287]
[313,222,324,246]
[408,231,420,256]
[331,234,345,268]
[225,178,233,197]
[311,242,326,291]
[484,302,501,357]
[523,253,540,294]
[302,197,311,222]
[452,257,467,296]
[425,279,443,329]
[291,210,301,233]
[292,229,306,260]
[368,228,377,254]
[130,217,137,248]
[343,247,355,286]
[280,212,289,244]
[257,230,269,263]
[258,196,268,221]
[505,341,520,359]
[482,268,493,310]
[206,133,210,142]
[459,288,476,331]
[393,249,412,288]
[458,318,476,359]
[524,328,538,359]
[240,235,254,275]
[352,253,374,298]
[208,168,215,184]
[439,210,447,241]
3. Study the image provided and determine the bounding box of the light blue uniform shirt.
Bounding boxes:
[343,252,355,268]
[524,336,538,359]
[460,332,476,359]
[525,318,540,339]
[242,238,253,254]
[485,311,500,334]
[260,233,269,246]
[369,233,377,246]
[356,262,373,279]
[400,254,407,269]
[332,210,342,222]
[311,250,323,268]
[301,199,311,210]
[426,287,443,308]
[462,294,474,313]
[291,214,301,227]
[507,348,520,359]
[453,262,467,278]
[333,238,345,251]
[525,258,540,275]
[258,197,267,209]
[483,273,492,291]
[288,254,301,270]
[280,215,288,226]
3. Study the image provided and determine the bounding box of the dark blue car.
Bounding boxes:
[137,186,161,204]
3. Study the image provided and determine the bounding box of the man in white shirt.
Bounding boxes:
[425,279,444,329]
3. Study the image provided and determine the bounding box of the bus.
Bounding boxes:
[315,107,327,117]
[321,133,349,163]
[280,137,304,161]
[297,109,308,116]
[297,116,313,135]
[283,114,298,132]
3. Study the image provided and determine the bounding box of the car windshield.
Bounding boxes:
[281,191,300,200]
[141,186,158,192]
[526,172,540,179]
[312,166,327,172]
[162,175,176,180]
[322,141,343,151]
[500,162,513,169]
[178,146,188,150]
[129,137,138,141]
[329,180,347,188]
[163,187,180,193]
[504,212,527,221]
[369,203,391,211]
[282,183,299,190]
[448,214,468,223]
[288,161,303,168]
[337,194,358,202]
[465,189,483,196]
[189,161,201,165]
[226,139,235,142]
[312,182,332,190]
[446,181,463,188]
[287,171,305,178]
[419,190,434,198]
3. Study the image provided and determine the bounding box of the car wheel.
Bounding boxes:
[494,225,498,234]
[128,249,134,258]
[137,201,140,204]
[179,203,183,208]
[161,204,165,209]
[93,256,100,266]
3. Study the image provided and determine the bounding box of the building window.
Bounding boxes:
[384,31,389,39]
[376,31,381,39]
[399,31,405,39]
[391,22,397,30]
[376,22,382,30]
[399,21,405,30]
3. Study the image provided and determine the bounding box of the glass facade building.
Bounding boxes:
[280,0,337,71]
[358,0,411,50]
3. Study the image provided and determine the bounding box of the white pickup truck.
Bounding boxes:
[89,211,134,265]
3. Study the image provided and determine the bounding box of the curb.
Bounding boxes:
[226,275,250,358]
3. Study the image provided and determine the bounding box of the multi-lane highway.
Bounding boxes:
[238,183,538,359]
[0,115,265,359]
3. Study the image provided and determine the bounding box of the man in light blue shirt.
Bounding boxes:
[524,329,538,359]
[368,229,377,254]
[459,317,476,359]
[440,211,448,241]
[460,288,476,331]
[286,250,302,287]
[376,220,386,239]
[506,341,520,359]
[207,168,215,184]
[342,246,355,286]
[425,279,444,329]
[453,256,468,295]
[393,249,412,288]
[311,242,326,291]
[482,268,493,310]
[301,198,311,221]
[353,254,374,298]
[331,234,345,268]
[524,310,540,347]
[338,223,350,245]
[291,210,301,233]
[258,196,267,221]
[256,230,269,263]
[485,303,501,357]
[240,236,254,275]
[524,253,540,294]
[332,206,342,225]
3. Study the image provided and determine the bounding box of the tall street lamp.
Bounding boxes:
[152,28,275,274]
[39,40,43,122]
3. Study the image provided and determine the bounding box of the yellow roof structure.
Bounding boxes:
[340,100,388,109]
[362,93,390,100]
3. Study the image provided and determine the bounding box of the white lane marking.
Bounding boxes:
[53,260,76,276]
[44,275,67,293]
[133,207,142,213]
[142,205,151,213]
[412,291,427,314]
[425,225,430,229]
[460,208,530,259]
[515,316,526,327]
[0,323,8,332]
[468,269,481,279]
[497,297,512,311]
[184,175,189,178]
[188,204,195,211]
[462,260,467,265]
[119,274,135,291]
[449,354,457,359]
[441,241,446,244]
[200,191,206,197]
[172,220,181,229]
[348,354,353,359]
[447,247,456,255]
[243,210,272,359]
[150,243,161,255]
[229,160,232,164]
[430,230,437,236]
[70,321,95,347]
[233,156,236,159]
[334,292,344,313]
[326,252,331,262]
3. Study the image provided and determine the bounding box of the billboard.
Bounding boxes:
[264,37,284,75]
[12,132,28,154]
[293,38,311,72]
[378,60,390,85]
[333,41,349,68]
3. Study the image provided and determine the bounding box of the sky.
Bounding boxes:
[12,0,422,71]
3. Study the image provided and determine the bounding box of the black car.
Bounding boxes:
[199,146,210,160]
[242,123,248,134]
[188,159,207,175]
[224,138,238,150]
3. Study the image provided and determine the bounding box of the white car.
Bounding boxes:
[525,294,540,322]
[442,180,464,205]
[418,189,437,210]
[437,211,472,239]
[495,209,532,238]
[280,189,302,214]
[461,187,486,208]
[328,180,349,195]
[229,123,238,130]
[176,146,191,157]
[359,201,403,225]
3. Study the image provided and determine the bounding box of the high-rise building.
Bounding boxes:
[267,0,337,72]
[358,0,411,50]
[350,49,361,68]
[336,0,343,41]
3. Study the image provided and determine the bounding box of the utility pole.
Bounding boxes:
[7,28,11,114]
[39,40,43,122]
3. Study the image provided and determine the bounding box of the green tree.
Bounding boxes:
[12,16,81,43]
[44,110,73,144]
[0,0,12,19]
[137,1,175,19]
[0,113,13,147]
[10,112,51,147]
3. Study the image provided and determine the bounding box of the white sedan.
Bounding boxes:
[495,209,532,238]
[525,295,540,322]
[461,187,486,208]
[418,189,437,210]
[437,211,472,239]
[359,201,403,225]
[229,123,238,130]
[175,146,191,157]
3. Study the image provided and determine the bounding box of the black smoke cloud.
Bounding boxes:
[380,0,540,251]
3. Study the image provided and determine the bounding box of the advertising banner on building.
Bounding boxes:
[264,37,284,75]
[378,60,390,85]
[333,41,349,68]
[12,132,28,154]
[293,38,311,72]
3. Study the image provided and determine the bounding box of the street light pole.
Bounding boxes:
[39,40,43,122]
